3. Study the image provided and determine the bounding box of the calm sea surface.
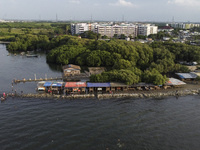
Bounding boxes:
[1,44,200,150]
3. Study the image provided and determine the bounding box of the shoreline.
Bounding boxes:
[4,87,200,100]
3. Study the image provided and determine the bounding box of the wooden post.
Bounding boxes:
[34,74,36,80]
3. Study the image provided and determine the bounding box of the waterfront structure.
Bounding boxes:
[64,82,87,94]
[175,73,198,81]
[87,82,111,93]
[36,78,187,96]
[62,64,81,77]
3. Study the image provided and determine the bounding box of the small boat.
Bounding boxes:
[26,54,38,57]
[37,81,46,91]
[21,52,25,55]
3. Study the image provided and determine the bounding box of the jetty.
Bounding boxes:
[13,77,63,84]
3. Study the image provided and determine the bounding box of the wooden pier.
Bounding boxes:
[13,77,63,84]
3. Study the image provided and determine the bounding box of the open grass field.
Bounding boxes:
[0,28,53,35]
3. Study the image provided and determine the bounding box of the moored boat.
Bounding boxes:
[26,54,38,57]
[37,81,46,91]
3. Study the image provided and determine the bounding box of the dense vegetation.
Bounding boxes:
[45,36,197,85]
[5,25,200,85]
[0,22,71,41]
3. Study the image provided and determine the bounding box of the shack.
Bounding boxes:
[43,81,53,92]
[110,82,128,92]
[88,67,106,75]
[51,82,64,94]
[63,64,81,77]
[131,83,157,90]
[87,82,111,93]
[165,78,186,88]
[64,82,86,95]
[175,73,197,81]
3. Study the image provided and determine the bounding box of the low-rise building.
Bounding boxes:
[63,64,81,77]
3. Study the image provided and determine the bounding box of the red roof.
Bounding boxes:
[65,82,86,88]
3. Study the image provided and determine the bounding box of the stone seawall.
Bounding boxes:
[4,88,200,100]
[97,89,200,99]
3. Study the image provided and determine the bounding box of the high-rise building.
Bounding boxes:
[137,24,158,36]
[70,22,157,38]
[71,23,89,35]
[96,24,138,38]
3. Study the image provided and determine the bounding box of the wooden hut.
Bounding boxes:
[164,78,186,88]
[43,81,53,93]
[175,73,197,81]
[86,82,111,93]
[88,67,106,75]
[63,64,81,77]
[110,82,128,92]
[51,82,64,94]
[64,82,86,95]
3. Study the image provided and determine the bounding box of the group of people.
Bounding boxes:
[1,92,6,101]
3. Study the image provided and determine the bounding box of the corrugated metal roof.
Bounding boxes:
[110,82,128,87]
[175,73,197,79]
[62,64,81,70]
[132,83,155,87]
[52,82,63,87]
[65,82,86,88]
[165,78,186,86]
[87,82,110,87]
[43,82,52,87]
[191,72,200,77]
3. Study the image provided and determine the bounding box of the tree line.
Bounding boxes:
[7,34,199,85]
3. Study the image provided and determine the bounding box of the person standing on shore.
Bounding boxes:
[3,92,6,98]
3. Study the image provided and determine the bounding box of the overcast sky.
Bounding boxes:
[0,0,200,22]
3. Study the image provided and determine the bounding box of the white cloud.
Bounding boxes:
[68,0,80,4]
[168,0,200,7]
[109,0,136,7]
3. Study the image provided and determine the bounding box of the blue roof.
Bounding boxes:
[87,82,110,87]
[176,73,197,79]
[52,82,63,87]
[43,82,52,87]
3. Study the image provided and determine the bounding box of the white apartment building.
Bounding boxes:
[96,24,138,38]
[71,23,89,35]
[137,24,158,36]
[171,23,200,29]
[71,23,157,38]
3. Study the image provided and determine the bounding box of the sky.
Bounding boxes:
[0,0,200,22]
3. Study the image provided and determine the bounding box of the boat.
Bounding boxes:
[26,54,38,57]
[37,81,46,91]
[21,52,25,55]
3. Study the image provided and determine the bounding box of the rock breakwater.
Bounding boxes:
[4,88,200,100]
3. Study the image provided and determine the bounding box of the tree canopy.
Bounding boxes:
[7,33,199,85]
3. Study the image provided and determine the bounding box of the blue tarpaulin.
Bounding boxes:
[43,82,52,87]
[87,82,110,87]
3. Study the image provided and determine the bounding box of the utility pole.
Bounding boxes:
[56,13,58,22]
